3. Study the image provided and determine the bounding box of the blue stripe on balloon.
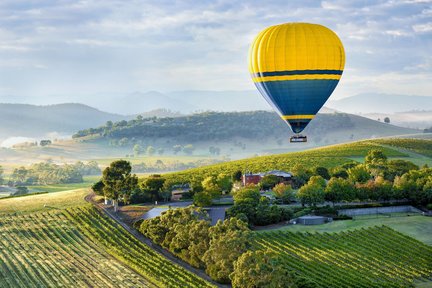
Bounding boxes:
[252,69,343,78]
[255,79,339,133]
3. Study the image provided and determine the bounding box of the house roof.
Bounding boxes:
[266,170,292,177]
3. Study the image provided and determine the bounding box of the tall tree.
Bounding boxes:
[230,250,295,288]
[203,218,251,283]
[102,160,138,212]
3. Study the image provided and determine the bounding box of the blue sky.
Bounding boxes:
[0,0,431,103]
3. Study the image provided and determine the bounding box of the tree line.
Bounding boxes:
[136,207,311,287]
[8,161,101,186]
[73,111,354,144]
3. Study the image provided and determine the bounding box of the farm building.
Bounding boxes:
[295,215,332,225]
[242,170,292,186]
[170,184,191,201]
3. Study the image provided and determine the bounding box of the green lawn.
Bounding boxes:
[27,175,100,193]
[0,188,90,214]
[266,214,432,245]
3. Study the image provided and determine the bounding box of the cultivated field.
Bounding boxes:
[254,226,432,288]
[0,210,154,288]
[264,214,432,246]
[0,190,214,288]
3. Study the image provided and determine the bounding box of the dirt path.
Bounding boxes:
[84,192,227,288]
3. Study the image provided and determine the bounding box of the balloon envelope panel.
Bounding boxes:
[249,23,345,134]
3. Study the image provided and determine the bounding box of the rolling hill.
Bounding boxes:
[73,110,419,152]
[0,103,126,142]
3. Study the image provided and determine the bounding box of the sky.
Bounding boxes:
[0,0,431,104]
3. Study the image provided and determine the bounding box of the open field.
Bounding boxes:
[264,214,432,245]
[0,188,89,215]
[27,175,101,193]
[254,226,432,287]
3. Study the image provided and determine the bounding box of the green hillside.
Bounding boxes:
[72,111,419,151]
[162,139,429,184]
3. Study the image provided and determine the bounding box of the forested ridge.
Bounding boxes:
[73,111,357,142]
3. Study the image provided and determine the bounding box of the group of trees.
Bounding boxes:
[92,161,175,208]
[138,207,314,287]
[9,161,86,186]
[138,208,304,287]
[138,207,251,284]
[72,111,355,148]
[192,172,240,207]
[131,158,222,173]
[296,150,432,207]
[227,186,293,226]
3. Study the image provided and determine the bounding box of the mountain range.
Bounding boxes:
[2,91,432,115]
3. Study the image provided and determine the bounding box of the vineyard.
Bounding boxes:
[0,207,214,288]
[163,140,408,184]
[253,226,432,288]
[372,138,432,158]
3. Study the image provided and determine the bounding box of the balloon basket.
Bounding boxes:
[290,135,307,143]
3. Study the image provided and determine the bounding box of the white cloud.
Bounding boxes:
[412,22,432,32]
[0,0,430,101]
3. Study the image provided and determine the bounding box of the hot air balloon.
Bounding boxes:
[248,23,345,143]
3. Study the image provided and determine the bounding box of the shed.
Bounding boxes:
[297,215,329,225]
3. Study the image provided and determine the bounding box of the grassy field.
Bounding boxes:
[0,188,90,214]
[26,175,100,193]
[254,226,432,288]
[264,214,432,245]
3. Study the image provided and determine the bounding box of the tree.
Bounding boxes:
[365,149,387,165]
[13,186,29,196]
[233,186,261,205]
[313,166,330,180]
[11,167,28,185]
[273,183,294,203]
[193,192,213,207]
[308,175,326,188]
[385,159,418,181]
[142,174,165,202]
[102,160,138,212]
[183,144,195,155]
[203,218,251,283]
[169,220,210,268]
[232,170,242,182]
[260,174,280,190]
[146,146,156,156]
[325,177,355,205]
[216,173,232,193]
[91,180,105,196]
[384,117,390,123]
[297,178,325,207]
[329,166,349,179]
[348,165,371,183]
[230,250,295,288]
[291,164,311,188]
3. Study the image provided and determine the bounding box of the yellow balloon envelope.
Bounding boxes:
[248,23,345,133]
